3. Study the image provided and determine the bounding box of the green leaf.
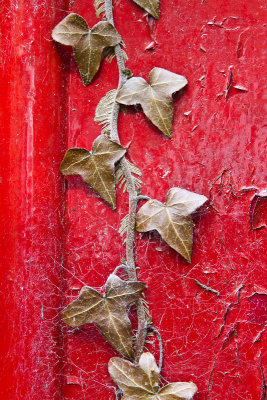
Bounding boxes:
[116,68,187,138]
[60,135,126,209]
[136,188,207,262]
[52,13,121,85]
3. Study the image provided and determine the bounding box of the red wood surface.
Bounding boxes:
[0,0,266,399]
[0,0,67,398]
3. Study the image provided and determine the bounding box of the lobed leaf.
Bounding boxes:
[158,382,199,399]
[132,0,160,19]
[60,135,126,209]
[52,14,121,85]
[136,188,207,262]
[109,352,198,399]
[116,67,187,138]
[62,274,146,358]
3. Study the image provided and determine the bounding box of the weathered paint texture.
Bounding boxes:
[0,0,266,399]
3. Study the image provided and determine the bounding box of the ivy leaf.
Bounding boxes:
[116,67,187,138]
[52,13,121,85]
[60,135,126,209]
[136,188,207,262]
[109,352,198,399]
[93,0,160,20]
[132,0,160,19]
[62,274,146,358]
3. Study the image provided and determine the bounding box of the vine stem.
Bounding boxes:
[105,0,147,361]
[147,326,163,371]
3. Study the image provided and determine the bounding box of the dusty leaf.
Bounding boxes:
[52,13,121,85]
[109,352,198,399]
[136,188,207,262]
[116,67,187,138]
[60,135,126,209]
[131,0,160,19]
[62,274,146,358]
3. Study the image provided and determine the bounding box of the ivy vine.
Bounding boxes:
[52,1,207,398]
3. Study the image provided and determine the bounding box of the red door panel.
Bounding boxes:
[0,0,266,399]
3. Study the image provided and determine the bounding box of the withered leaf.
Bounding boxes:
[136,188,207,262]
[60,135,126,209]
[62,274,146,358]
[116,67,187,138]
[132,0,160,19]
[52,13,121,85]
[109,352,198,399]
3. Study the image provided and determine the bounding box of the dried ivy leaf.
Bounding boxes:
[52,13,121,85]
[62,274,146,358]
[109,352,198,399]
[132,0,160,19]
[60,135,126,209]
[136,188,207,262]
[116,67,187,138]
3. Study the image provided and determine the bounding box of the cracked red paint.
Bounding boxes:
[0,0,266,399]
[249,191,267,230]
[248,294,267,326]
[66,376,81,386]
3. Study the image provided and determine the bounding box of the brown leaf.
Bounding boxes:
[116,68,187,138]
[109,352,198,399]
[136,188,207,262]
[60,135,126,209]
[131,0,160,19]
[62,274,146,358]
[52,13,121,85]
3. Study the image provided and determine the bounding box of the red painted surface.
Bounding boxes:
[0,0,266,399]
[0,0,67,398]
